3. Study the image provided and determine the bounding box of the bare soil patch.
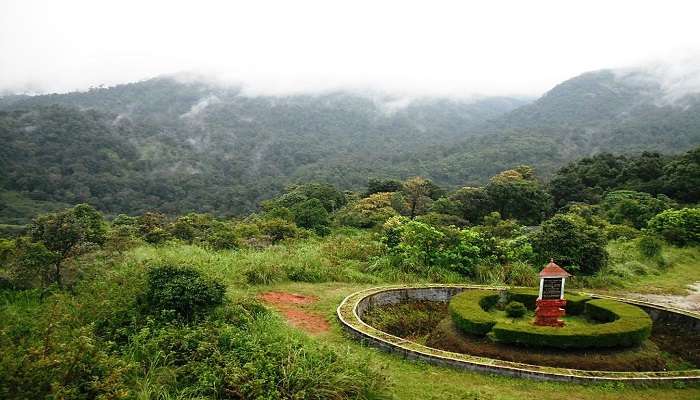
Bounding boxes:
[259,291,330,334]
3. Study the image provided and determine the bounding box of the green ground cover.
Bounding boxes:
[2,229,699,399]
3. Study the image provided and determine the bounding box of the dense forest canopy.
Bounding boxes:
[1,67,699,226]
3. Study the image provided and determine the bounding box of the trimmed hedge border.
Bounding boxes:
[336,284,700,384]
[506,288,591,315]
[491,299,652,349]
[449,290,499,335]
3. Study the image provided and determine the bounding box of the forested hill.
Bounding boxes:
[1,67,700,223]
[0,78,528,221]
[404,69,700,186]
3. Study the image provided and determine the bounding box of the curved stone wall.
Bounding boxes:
[337,284,700,384]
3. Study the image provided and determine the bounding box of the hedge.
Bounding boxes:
[449,290,500,335]
[491,299,652,349]
[506,288,591,315]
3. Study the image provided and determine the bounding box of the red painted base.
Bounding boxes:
[534,299,567,327]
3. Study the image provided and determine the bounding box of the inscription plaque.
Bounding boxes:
[541,278,562,299]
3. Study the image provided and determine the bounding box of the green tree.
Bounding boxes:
[402,177,441,219]
[486,168,550,225]
[647,208,700,246]
[601,190,676,229]
[289,198,330,235]
[336,192,399,228]
[662,147,700,203]
[531,213,608,275]
[268,183,346,213]
[6,237,58,288]
[365,178,403,196]
[27,204,106,286]
[442,187,493,224]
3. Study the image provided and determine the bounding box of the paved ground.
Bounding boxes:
[625,282,700,312]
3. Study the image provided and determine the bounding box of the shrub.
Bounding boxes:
[335,192,398,228]
[449,290,499,335]
[384,219,484,276]
[258,217,301,243]
[144,265,225,321]
[204,221,238,250]
[491,299,652,349]
[505,301,527,318]
[506,288,590,315]
[637,235,663,258]
[531,213,608,275]
[143,227,171,245]
[290,198,331,235]
[601,190,676,229]
[647,207,700,246]
[605,224,640,240]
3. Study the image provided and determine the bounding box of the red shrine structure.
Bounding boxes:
[534,260,571,327]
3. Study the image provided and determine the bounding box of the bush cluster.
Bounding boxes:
[505,301,527,318]
[448,290,499,335]
[490,299,652,349]
[144,264,225,321]
[506,288,591,315]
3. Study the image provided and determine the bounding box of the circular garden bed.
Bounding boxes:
[449,289,652,349]
[337,284,700,383]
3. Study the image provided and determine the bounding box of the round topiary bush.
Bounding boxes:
[144,264,225,321]
[505,301,527,318]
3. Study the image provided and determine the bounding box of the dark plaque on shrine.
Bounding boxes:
[541,278,562,300]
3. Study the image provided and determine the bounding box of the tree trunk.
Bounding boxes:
[54,260,62,287]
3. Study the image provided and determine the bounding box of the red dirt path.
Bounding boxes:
[259,291,330,334]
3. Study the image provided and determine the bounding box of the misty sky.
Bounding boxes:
[1,0,699,97]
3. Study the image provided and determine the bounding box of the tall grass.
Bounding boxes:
[126,232,384,286]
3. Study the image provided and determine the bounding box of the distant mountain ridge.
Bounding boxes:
[1,67,699,221]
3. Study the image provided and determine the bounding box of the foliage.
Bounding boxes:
[505,301,527,318]
[549,148,700,208]
[473,262,539,286]
[414,212,467,228]
[25,204,106,286]
[384,219,483,276]
[0,259,387,399]
[647,207,700,246]
[5,237,58,288]
[485,168,551,225]
[448,290,499,335]
[143,264,225,321]
[362,301,447,339]
[290,198,331,235]
[401,176,442,218]
[365,178,403,196]
[491,299,652,349]
[638,235,663,259]
[531,213,608,275]
[605,224,640,241]
[264,182,347,214]
[434,186,493,224]
[601,190,676,229]
[506,288,591,315]
[336,192,399,228]
[257,217,303,243]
